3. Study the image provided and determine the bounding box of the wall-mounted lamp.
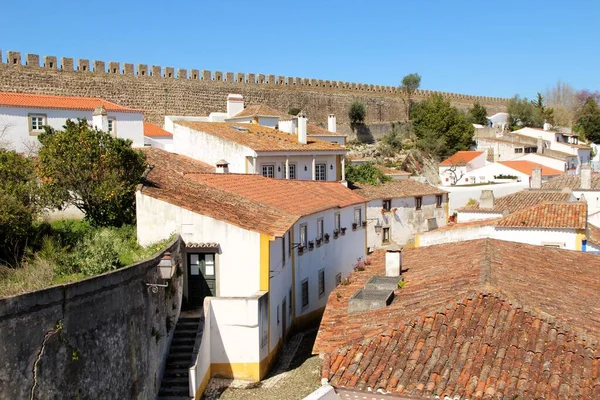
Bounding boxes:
[304,165,307,171]
[374,219,382,234]
[330,164,333,170]
[147,252,177,293]
[278,166,281,172]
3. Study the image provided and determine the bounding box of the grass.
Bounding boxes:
[0,257,54,298]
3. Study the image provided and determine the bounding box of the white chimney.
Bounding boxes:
[297,111,307,145]
[328,114,337,133]
[227,94,244,118]
[531,167,542,189]
[581,164,592,190]
[278,118,296,134]
[479,190,495,209]
[215,159,229,174]
[543,122,552,131]
[537,137,544,154]
[92,105,108,132]
[385,249,402,277]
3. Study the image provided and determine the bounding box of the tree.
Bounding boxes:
[544,81,576,128]
[507,95,552,129]
[399,73,421,121]
[348,101,366,124]
[410,94,475,159]
[345,162,391,186]
[288,108,301,116]
[37,119,146,227]
[468,102,488,125]
[574,97,600,144]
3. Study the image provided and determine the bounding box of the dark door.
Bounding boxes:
[282,298,287,341]
[188,253,216,307]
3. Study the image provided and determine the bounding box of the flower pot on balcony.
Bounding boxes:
[333,230,339,239]
[352,223,358,231]
[362,221,367,228]
[341,227,347,235]
[324,233,330,243]
[298,245,304,254]
[308,241,314,250]
[316,238,322,247]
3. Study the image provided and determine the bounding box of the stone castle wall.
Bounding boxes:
[0,50,508,125]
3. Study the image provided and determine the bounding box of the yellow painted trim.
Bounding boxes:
[293,306,326,330]
[260,234,271,291]
[576,229,586,251]
[205,343,282,383]
[414,233,420,248]
[194,366,213,400]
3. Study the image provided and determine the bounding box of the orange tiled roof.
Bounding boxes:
[542,173,600,190]
[439,151,484,166]
[433,218,500,231]
[498,160,564,176]
[496,201,587,229]
[140,148,364,236]
[589,224,600,246]
[351,180,446,201]
[307,124,347,137]
[229,104,292,119]
[457,190,573,213]
[0,92,141,113]
[175,121,346,153]
[143,123,172,138]
[315,239,600,399]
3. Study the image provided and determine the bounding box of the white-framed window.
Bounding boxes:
[514,148,523,154]
[262,165,275,178]
[354,208,362,225]
[301,279,309,308]
[29,114,46,135]
[415,197,423,210]
[300,224,307,248]
[383,199,392,211]
[107,117,116,136]
[288,163,297,179]
[436,195,443,208]
[315,163,327,181]
[334,213,341,232]
[383,227,390,243]
[317,218,324,240]
[318,269,325,296]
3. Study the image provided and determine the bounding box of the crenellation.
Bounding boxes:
[164,67,174,78]
[7,51,21,65]
[108,62,120,74]
[301,78,308,86]
[225,72,234,82]
[177,68,187,79]
[26,54,40,67]
[202,70,211,80]
[236,73,245,83]
[138,64,148,76]
[267,74,275,84]
[151,65,161,77]
[123,63,134,75]
[277,76,285,85]
[190,69,199,80]
[44,56,57,69]
[0,50,2,64]
[295,77,301,86]
[214,71,223,81]
[247,73,255,84]
[257,74,265,84]
[61,57,74,71]
[77,59,90,72]
[93,60,105,73]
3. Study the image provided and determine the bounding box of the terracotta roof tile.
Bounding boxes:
[457,190,573,214]
[542,174,600,190]
[229,104,293,119]
[0,92,140,113]
[498,160,564,176]
[140,148,364,236]
[315,239,600,399]
[307,124,347,137]
[351,180,446,201]
[175,121,345,153]
[496,201,587,229]
[143,122,172,138]
[589,225,600,246]
[440,151,484,166]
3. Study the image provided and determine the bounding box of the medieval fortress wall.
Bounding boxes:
[0,50,508,125]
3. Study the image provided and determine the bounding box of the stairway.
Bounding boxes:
[158,316,202,400]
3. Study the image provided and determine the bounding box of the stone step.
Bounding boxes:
[168,352,192,362]
[169,344,194,352]
[161,376,189,386]
[166,359,192,368]
[157,396,191,400]
[171,338,195,346]
[163,368,189,378]
[159,385,189,396]
[173,329,197,337]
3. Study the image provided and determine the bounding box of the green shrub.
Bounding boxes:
[349,101,366,124]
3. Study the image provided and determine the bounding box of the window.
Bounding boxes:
[107,118,116,136]
[315,163,327,181]
[514,148,523,154]
[415,197,423,210]
[335,273,342,286]
[29,114,46,135]
[383,199,392,211]
[334,213,341,232]
[436,195,443,208]
[301,279,309,308]
[262,165,275,178]
[318,269,325,296]
[277,305,280,324]
[288,288,293,316]
[288,231,292,258]
[282,235,286,265]
[300,224,307,248]
[525,147,537,154]
[354,208,362,225]
[383,227,390,243]
[288,164,296,179]
[317,219,323,240]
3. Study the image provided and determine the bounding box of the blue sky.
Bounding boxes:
[1,0,598,98]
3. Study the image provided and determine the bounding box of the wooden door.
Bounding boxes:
[187,253,216,308]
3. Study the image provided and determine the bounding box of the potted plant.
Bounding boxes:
[352,223,358,231]
[449,212,457,223]
[341,227,347,235]
[362,221,367,228]
[308,241,315,250]
[381,208,386,215]
[316,238,322,247]
[333,230,339,239]
[324,233,330,243]
[298,244,305,254]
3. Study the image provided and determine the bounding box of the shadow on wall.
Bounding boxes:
[0,236,184,400]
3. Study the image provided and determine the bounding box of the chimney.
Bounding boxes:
[536,137,544,154]
[215,159,229,174]
[531,167,542,189]
[581,164,592,190]
[385,249,402,277]
[92,105,108,132]
[278,118,295,134]
[226,94,244,118]
[328,114,337,133]
[543,122,552,131]
[479,190,495,209]
[297,111,307,145]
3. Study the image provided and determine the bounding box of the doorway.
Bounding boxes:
[187,253,216,308]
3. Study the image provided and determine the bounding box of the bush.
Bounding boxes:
[345,162,391,186]
[349,101,366,124]
[288,108,301,116]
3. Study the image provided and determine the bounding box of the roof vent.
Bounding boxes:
[231,126,249,132]
[215,159,229,174]
[348,289,394,314]
[364,276,402,291]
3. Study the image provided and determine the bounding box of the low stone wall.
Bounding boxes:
[0,237,183,399]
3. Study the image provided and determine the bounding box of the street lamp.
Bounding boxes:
[374,219,382,234]
[147,252,177,293]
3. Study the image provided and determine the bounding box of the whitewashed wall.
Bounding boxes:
[268,234,293,351]
[572,190,600,215]
[476,138,518,162]
[308,135,345,145]
[455,163,529,186]
[590,212,600,228]
[442,182,528,213]
[520,153,567,171]
[439,165,468,186]
[256,154,339,181]
[0,106,144,153]
[457,210,504,222]
[144,136,174,152]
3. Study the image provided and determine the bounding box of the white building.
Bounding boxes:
[541,165,600,215]
[453,160,563,186]
[487,112,509,129]
[0,92,144,153]
[351,180,448,250]
[439,151,487,186]
[419,201,589,251]
[136,148,367,394]
[143,122,173,151]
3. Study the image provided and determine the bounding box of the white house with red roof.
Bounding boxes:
[143,122,173,151]
[453,160,564,186]
[439,150,487,186]
[0,92,144,153]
